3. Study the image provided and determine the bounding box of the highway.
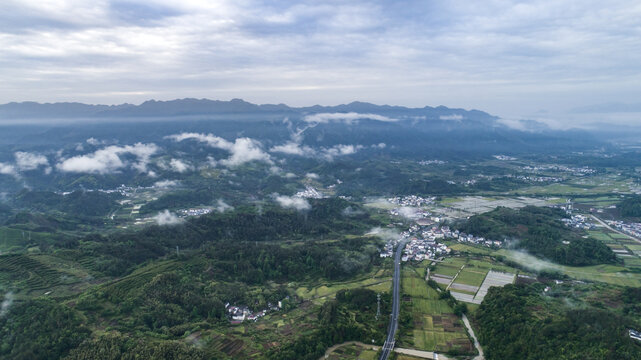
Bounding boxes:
[379,238,408,360]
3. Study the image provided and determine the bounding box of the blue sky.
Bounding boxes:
[1,0,641,127]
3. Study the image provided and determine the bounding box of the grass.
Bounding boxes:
[453,269,487,287]
[296,276,390,301]
[447,242,493,255]
[0,227,55,252]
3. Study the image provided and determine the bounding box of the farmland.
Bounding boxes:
[398,263,473,355]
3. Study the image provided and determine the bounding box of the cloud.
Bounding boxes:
[0,163,18,177]
[153,209,183,225]
[274,194,311,211]
[166,132,272,166]
[14,151,50,172]
[0,292,14,318]
[221,137,272,166]
[321,144,364,160]
[3,1,641,122]
[168,158,192,173]
[305,172,319,179]
[56,143,159,174]
[366,227,399,242]
[86,137,104,146]
[153,179,180,188]
[439,114,463,121]
[215,199,233,212]
[269,141,315,156]
[303,112,396,124]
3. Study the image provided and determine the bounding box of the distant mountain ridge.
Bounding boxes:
[0,98,497,123]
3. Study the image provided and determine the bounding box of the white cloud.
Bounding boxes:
[220,137,272,166]
[215,199,233,212]
[439,114,463,121]
[0,292,14,318]
[0,163,18,177]
[153,179,180,188]
[3,1,641,122]
[168,158,192,173]
[166,132,272,166]
[56,143,159,174]
[303,112,396,124]
[14,151,49,172]
[274,194,311,211]
[153,209,183,225]
[372,142,386,148]
[86,137,103,145]
[269,141,315,156]
[305,172,319,179]
[284,172,297,178]
[321,144,363,160]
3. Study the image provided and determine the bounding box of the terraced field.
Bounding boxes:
[0,253,89,297]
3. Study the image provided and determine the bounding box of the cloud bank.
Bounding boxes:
[303,112,396,124]
[56,143,159,174]
[166,132,272,167]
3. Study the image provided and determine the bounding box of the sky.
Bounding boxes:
[1,0,641,126]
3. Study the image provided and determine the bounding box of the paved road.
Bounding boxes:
[591,214,641,245]
[379,239,408,360]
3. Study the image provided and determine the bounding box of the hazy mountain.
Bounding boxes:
[0,98,497,123]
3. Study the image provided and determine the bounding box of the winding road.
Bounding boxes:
[379,239,408,360]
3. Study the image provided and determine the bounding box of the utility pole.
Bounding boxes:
[376,293,381,320]
[176,246,179,256]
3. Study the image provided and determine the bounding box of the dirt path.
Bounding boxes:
[462,314,484,360]
[446,265,465,291]
[320,341,379,359]
[394,347,451,359]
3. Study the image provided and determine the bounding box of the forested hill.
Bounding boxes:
[63,197,381,277]
[458,206,617,266]
[477,284,641,360]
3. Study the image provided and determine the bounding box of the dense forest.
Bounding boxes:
[12,189,119,217]
[477,284,641,360]
[58,198,380,277]
[459,206,617,266]
[619,196,641,218]
[0,198,388,360]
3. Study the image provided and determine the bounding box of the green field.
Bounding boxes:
[398,265,473,354]
[497,249,641,287]
[453,269,487,287]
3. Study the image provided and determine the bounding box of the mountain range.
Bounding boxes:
[0,98,496,122]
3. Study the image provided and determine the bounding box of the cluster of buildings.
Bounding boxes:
[561,214,596,230]
[418,160,447,165]
[401,236,450,262]
[387,195,436,207]
[493,155,517,161]
[226,299,288,324]
[515,175,563,183]
[455,231,502,247]
[179,208,213,216]
[608,220,641,239]
[294,186,325,199]
[522,165,596,176]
